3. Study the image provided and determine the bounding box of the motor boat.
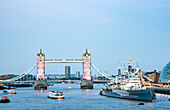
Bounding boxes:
[48,91,64,99]
[67,87,72,89]
[3,90,16,94]
[0,95,10,103]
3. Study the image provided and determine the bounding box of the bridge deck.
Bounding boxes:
[45,59,83,63]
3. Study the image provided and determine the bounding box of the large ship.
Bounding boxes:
[100,60,156,102]
[100,77,156,102]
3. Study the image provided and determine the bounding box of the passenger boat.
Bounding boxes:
[0,95,10,103]
[48,91,64,99]
[100,77,156,102]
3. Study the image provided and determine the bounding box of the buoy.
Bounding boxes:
[138,103,144,105]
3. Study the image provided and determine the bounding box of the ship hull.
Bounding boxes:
[100,89,155,102]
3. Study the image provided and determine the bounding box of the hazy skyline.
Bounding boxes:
[0,0,170,75]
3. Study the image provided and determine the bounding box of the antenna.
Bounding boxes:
[136,61,139,67]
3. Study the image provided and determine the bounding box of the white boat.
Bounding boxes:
[48,91,64,99]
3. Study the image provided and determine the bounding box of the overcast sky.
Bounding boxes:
[0,0,170,75]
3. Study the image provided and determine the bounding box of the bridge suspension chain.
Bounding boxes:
[91,63,113,80]
[0,64,37,82]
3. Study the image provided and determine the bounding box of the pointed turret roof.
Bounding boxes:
[85,48,88,54]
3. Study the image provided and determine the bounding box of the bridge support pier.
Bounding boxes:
[81,80,93,89]
[34,80,47,90]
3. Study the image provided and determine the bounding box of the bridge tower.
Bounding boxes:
[35,49,47,90]
[83,49,91,80]
[81,49,93,89]
[37,49,45,80]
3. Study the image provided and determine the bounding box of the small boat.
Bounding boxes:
[0,85,8,90]
[3,90,16,94]
[7,86,16,89]
[47,83,54,87]
[0,95,10,103]
[48,91,64,99]
[67,87,72,89]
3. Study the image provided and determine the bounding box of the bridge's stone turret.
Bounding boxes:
[37,49,45,80]
[81,49,93,89]
[82,49,91,80]
[35,49,47,90]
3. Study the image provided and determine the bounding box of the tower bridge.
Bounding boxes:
[0,49,111,90]
[36,48,92,89]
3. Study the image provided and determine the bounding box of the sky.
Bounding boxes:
[0,0,170,76]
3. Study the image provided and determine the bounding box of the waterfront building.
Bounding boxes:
[65,66,70,78]
[0,74,15,80]
[159,61,170,83]
[144,70,160,83]
[75,71,80,78]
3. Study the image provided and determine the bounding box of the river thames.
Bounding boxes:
[0,84,170,110]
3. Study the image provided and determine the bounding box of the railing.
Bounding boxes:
[45,59,62,61]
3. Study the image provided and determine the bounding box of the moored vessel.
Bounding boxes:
[100,60,156,102]
[100,77,156,102]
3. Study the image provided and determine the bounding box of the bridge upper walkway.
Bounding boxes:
[45,59,83,63]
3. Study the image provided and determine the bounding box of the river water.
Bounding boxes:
[0,84,170,110]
